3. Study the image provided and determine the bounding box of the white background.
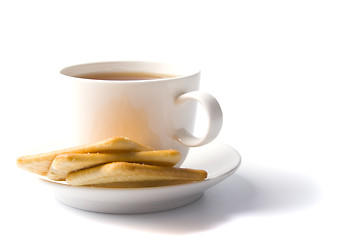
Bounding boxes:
[1,0,360,239]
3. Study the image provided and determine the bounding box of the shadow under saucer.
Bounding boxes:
[61,169,320,235]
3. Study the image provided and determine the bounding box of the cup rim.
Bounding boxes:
[60,61,200,83]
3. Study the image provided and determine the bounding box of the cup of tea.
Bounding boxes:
[59,61,223,165]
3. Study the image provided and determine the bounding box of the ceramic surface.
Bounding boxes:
[59,61,223,165]
[40,141,241,214]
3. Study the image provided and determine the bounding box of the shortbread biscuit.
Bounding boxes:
[48,150,181,181]
[66,162,207,186]
[86,180,196,188]
[17,137,153,176]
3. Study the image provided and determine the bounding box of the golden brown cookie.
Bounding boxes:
[17,137,153,176]
[66,162,207,186]
[47,150,181,181]
[85,180,196,188]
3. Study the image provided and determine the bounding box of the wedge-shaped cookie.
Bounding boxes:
[17,137,153,176]
[66,162,207,186]
[86,180,196,188]
[48,150,181,181]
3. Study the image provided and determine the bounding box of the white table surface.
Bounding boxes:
[1,0,359,239]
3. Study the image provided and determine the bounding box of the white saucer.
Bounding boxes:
[39,141,241,214]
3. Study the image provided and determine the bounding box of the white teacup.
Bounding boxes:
[60,61,222,165]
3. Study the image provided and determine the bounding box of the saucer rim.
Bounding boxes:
[38,141,241,213]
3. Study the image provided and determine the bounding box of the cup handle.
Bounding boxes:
[174,91,223,147]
